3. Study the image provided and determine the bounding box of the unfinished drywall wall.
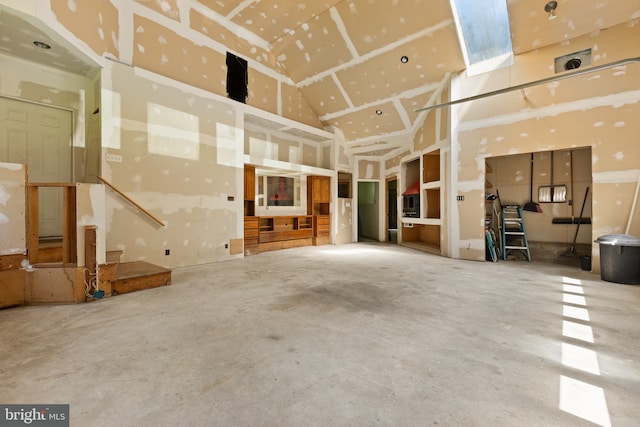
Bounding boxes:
[281,82,324,129]
[101,61,243,268]
[358,159,381,180]
[0,162,26,256]
[188,9,275,70]
[50,0,119,60]
[335,197,353,244]
[451,22,640,269]
[48,0,323,133]
[0,55,96,183]
[385,149,411,174]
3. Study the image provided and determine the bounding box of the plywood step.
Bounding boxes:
[112,261,171,296]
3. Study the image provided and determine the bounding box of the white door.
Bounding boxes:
[0,97,73,237]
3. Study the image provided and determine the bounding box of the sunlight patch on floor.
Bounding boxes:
[559,275,611,427]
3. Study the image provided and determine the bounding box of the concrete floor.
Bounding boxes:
[1,243,639,426]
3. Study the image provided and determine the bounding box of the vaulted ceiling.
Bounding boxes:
[1,0,638,155]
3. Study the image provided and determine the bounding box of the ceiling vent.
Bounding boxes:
[554,48,592,73]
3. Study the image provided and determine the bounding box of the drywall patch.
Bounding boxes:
[0,184,10,205]
[133,15,227,99]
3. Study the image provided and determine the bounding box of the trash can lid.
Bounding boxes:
[594,234,640,246]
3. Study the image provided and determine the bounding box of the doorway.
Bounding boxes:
[0,97,73,238]
[485,147,593,264]
[358,181,379,242]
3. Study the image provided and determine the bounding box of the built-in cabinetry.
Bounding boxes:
[244,165,258,255]
[244,165,255,216]
[401,150,441,254]
[258,216,313,252]
[244,216,259,255]
[307,176,330,245]
[244,170,331,254]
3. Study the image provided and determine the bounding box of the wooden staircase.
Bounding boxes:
[100,250,171,297]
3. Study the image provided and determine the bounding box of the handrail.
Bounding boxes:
[97,176,166,227]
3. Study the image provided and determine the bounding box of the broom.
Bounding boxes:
[523,153,543,212]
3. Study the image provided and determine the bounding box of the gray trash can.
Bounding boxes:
[594,234,640,284]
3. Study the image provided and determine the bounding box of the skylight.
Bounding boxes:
[450,0,513,73]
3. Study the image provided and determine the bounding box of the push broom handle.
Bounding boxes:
[572,186,589,248]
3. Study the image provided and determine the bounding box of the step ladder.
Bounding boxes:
[501,205,531,262]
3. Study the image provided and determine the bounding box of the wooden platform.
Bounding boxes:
[112,261,171,296]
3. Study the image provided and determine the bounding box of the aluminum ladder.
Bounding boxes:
[501,205,531,262]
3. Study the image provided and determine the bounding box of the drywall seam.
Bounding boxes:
[458,90,640,131]
[329,7,359,58]
[394,99,412,129]
[348,142,407,156]
[296,19,455,88]
[118,1,134,65]
[320,81,442,121]
[383,146,411,161]
[186,0,270,51]
[593,169,640,183]
[321,75,447,142]
[457,180,485,192]
[226,1,259,22]
[331,73,355,109]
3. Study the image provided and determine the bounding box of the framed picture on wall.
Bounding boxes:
[267,176,294,206]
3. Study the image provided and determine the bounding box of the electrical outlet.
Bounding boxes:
[106,153,123,163]
[456,195,464,201]
[165,249,170,256]
[224,243,229,249]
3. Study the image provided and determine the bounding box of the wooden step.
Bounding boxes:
[106,250,123,265]
[112,261,171,296]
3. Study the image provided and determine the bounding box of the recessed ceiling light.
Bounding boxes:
[33,41,51,49]
[375,110,383,115]
[544,1,558,20]
[400,55,409,63]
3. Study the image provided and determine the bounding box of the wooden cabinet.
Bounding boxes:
[313,215,330,246]
[307,176,331,245]
[258,215,314,252]
[307,176,330,215]
[244,216,259,255]
[244,165,255,216]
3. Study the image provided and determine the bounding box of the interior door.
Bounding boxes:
[0,97,72,237]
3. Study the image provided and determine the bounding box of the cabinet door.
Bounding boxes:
[244,165,255,200]
[313,176,330,202]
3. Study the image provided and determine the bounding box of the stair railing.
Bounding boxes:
[97,176,166,227]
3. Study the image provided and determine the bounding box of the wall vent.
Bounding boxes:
[554,48,592,73]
